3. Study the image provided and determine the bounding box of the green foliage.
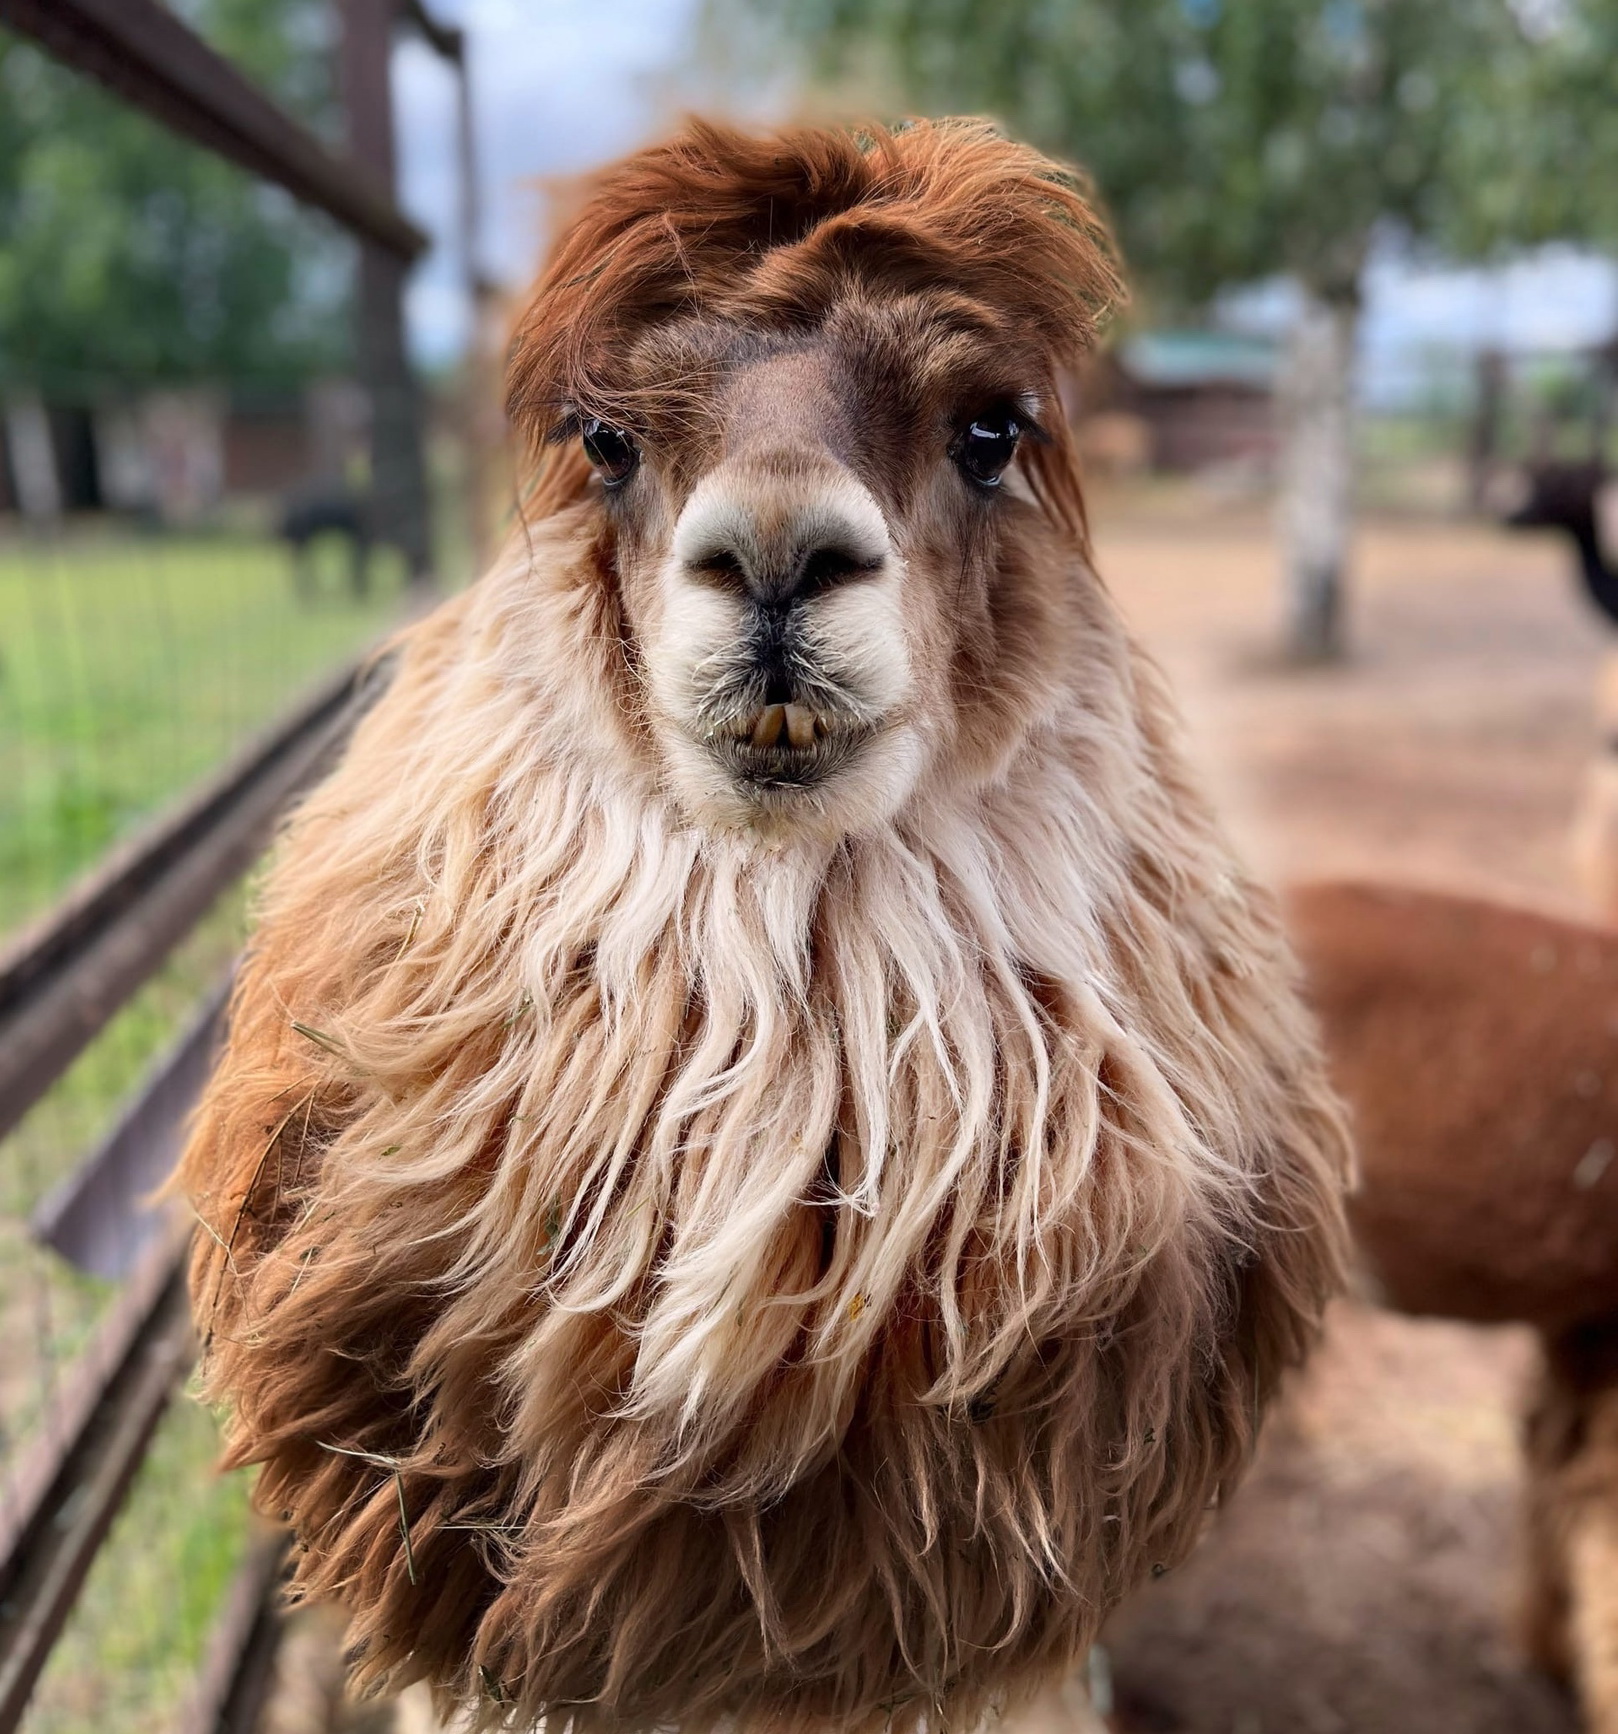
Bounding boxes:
[1445,0,1618,254]
[738,0,1588,309]
[0,0,350,395]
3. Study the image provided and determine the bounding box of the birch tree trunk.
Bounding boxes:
[1276,292,1358,661]
[3,392,62,521]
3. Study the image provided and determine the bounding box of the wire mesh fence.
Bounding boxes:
[0,0,496,1716]
[18,1395,254,1734]
[0,520,415,1727]
[0,530,404,934]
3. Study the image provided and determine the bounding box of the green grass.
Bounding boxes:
[0,890,249,1454]
[0,525,413,1729]
[0,525,405,1461]
[0,527,404,938]
[20,1394,256,1734]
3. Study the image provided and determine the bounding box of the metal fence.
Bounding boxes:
[0,3,474,1726]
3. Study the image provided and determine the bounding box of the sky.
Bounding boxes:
[389,1,1618,407]
[390,0,707,366]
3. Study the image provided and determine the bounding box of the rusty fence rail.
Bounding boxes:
[0,660,387,1734]
[0,0,464,1726]
[0,0,428,261]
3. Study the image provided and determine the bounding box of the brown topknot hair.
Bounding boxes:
[505,116,1125,531]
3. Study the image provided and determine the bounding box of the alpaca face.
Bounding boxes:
[562,303,1064,835]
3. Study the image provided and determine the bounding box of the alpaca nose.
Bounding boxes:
[674,483,892,610]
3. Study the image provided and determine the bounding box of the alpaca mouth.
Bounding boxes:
[703,702,872,791]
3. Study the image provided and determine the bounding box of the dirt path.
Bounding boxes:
[1096,488,1603,910]
[1089,487,1608,1734]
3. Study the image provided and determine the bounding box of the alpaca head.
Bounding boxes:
[506,119,1120,833]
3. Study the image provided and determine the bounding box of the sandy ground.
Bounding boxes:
[1095,486,1604,913]
[1089,485,1607,1734]
[274,489,1611,1734]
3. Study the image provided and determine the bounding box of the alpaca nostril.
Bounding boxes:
[686,539,882,605]
[794,543,883,598]
[688,548,750,590]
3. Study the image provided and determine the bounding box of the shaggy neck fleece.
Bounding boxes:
[180,517,1348,1734]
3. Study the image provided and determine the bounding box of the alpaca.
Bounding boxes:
[279,487,375,602]
[176,119,1350,1734]
[1289,879,1618,1729]
[1504,460,1618,922]
[1505,460,1618,630]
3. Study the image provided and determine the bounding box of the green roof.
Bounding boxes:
[1117,330,1278,390]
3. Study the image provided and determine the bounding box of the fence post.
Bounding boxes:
[340,0,433,586]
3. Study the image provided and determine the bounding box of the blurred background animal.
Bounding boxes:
[174,118,1350,1734]
[1292,881,1618,1732]
[1501,448,1618,924]
[278,486,376,602]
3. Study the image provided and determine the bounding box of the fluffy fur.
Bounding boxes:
[1290,882,1618,1329]
[177,118,1350,1734]
[1290,880,1618,1730]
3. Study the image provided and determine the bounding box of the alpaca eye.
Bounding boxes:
[581,419,639,487]
[955,414,1022,488]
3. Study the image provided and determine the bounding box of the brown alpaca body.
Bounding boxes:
[176,121,1349,1734]
[1289,880,1618,1729]
[1290,881,1618,1329]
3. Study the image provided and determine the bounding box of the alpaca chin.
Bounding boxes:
[657,713,930,839]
